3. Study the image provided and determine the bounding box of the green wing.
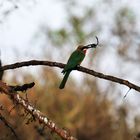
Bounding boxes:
[63,50,85,72]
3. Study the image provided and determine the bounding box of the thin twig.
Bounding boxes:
[123,88,131,99]
[0,60,140,93]
[0,113,19,140]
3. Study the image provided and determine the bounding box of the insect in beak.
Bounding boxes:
[83,36,99,49]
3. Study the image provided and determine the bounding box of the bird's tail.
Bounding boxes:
[59,71,71,89]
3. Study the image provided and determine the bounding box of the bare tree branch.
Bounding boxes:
[0,81,77,140]
[0,60,140,93]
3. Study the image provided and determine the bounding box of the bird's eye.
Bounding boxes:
[82,47,87,50]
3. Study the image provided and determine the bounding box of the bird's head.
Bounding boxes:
[77,45,89,54]
[77,36,99,54]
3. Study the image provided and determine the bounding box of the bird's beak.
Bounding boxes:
[83,44,97,49]
[82,45,93,49]
[83,36,99,49]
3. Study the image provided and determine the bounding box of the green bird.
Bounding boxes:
[59,37,99,89]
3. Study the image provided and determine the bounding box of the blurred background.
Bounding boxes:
[0,0,140,140]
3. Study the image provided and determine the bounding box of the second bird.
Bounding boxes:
[59,37,99,89]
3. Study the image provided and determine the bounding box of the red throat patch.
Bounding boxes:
[83,49,87,54]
